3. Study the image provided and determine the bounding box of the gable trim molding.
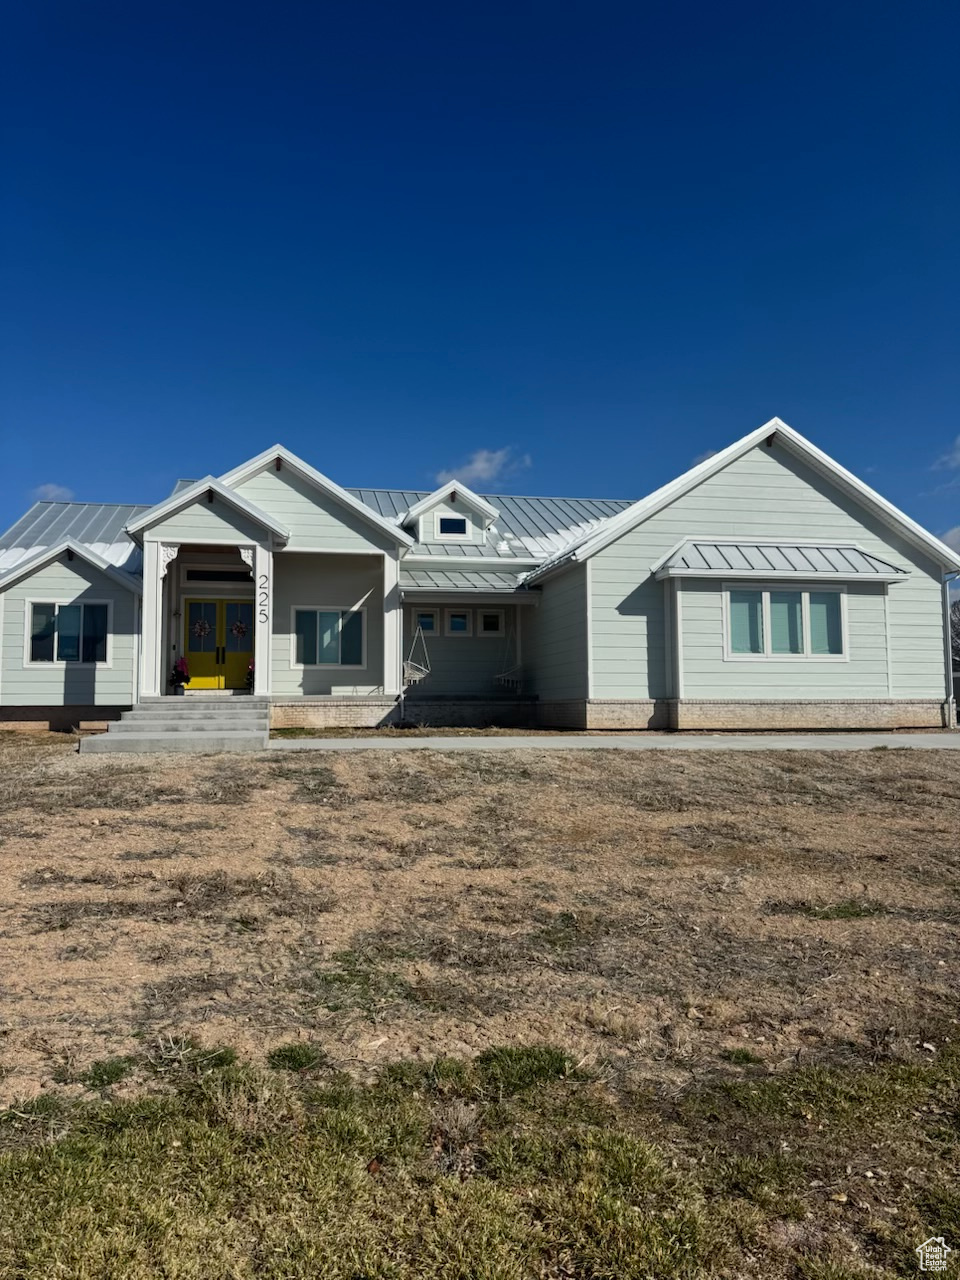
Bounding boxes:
[125,476,290,542]
[524,418,960,583]
[218,445,415,547]
[400,481,500,527]
[0,540,142,595]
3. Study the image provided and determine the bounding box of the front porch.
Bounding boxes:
[140,535,403,702]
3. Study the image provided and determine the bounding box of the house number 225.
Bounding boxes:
[258,574,269,624]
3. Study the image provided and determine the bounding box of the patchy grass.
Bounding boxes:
[0,1044,958,1278]
[266,1041,330,1073]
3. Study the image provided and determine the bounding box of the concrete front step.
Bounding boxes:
[110,720,268,733]
[80,731,268,754]
[121,709,269,722]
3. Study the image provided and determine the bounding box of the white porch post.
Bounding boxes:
[252,544,273,697]
[383,550,401,696]
[140,540,164,698]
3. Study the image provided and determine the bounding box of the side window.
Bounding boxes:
[29,602,109,664]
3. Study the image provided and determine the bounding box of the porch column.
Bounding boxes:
[140,539,164,698]
[383,549,401,696]
[251,544,273,696]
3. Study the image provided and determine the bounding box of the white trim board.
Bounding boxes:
[400,481,499,527]
[0,540,142,595]
[125,477,290,541]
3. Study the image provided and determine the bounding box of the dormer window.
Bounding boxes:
[436,515,468,539]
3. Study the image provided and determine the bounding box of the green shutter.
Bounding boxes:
[769,591,803,654]
[729,590,763,654]
[810,592,842,654]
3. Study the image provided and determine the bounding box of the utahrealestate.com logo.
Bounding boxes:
[916,1237,952,1272]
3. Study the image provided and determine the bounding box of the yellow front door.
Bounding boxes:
[184,600,254,690]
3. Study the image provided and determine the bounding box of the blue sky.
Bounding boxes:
[2,1,958,550]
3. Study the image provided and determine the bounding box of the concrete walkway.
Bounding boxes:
[271,732,960,752]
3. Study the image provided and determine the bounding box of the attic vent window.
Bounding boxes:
[437,515,468,539]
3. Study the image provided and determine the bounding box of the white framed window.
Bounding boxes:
[413,609,437,633]
[25,600,112,667]
[477,608,504,637]
[444,608,472,636]
[723,585,847,661]
[434,513,470,541]
[291,607,366,667]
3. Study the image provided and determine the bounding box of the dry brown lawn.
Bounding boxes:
[1,730,958,1104]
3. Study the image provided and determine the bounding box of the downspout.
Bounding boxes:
[943,573,959,729]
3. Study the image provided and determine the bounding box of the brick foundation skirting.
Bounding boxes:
[270,696,540,730]
[0,705,129,732]
[671,699,948,731]
[560,698,950,731]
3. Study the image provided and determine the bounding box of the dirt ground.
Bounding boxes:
[1,730,958,1104]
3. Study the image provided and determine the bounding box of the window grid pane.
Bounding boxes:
[439,517,467,536]
[729,590,763,654]
[31,604,56,663]
[416,612,435,632]
[295,610,317,665]
[318,612,341,664]
[769,591,803,654]
[809,592,842,654]
[81,604,109,663]
[340,612,363,665]
[56,605,82,663]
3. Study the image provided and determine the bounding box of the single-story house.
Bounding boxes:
[1,417,957,735]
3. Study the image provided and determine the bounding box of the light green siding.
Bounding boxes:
[417,499,486,546]
[402,605,517,697]
[271,552,385,695]
[147,495,270,545]
[234,467,395,553]
[680,581,890,697]
[589,440,946,701]
[0,554,137,705]
[524,564,588,700]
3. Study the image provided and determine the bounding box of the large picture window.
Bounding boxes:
[293,608,364,666]
[725,587,844,659]
[29,602,109,664]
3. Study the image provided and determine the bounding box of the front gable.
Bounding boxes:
[401,482,499,548]
[230,465,399,553]
[146,491,276,546]
[218,445,414,552]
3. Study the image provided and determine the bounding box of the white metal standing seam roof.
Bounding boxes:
[399,568,529,593]
[0,502,150,575]
[347,488,633,559]
[654,540,909,580]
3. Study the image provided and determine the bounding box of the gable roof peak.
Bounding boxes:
[400,481,500,527]
[524,416,960,581]
[218,444,415,547]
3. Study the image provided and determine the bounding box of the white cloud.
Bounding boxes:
[692,449,717,466]
[31,483,75,502]
[436,447,531,488]
[934,436,960,470]
[941,525,960,554]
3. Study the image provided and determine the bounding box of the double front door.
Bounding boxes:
[184,599,253,690]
